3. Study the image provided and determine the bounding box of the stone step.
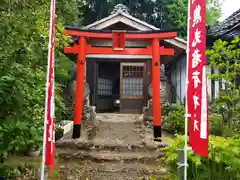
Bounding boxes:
[56,138,166,153]
[58,150,161,164]
[59,161,167,180]
[87,162,165,174]
[96,113,143,123]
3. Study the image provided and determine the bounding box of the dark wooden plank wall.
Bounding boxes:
[86,59,97,106]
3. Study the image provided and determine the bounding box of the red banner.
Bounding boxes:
[45,0,56,172]
[187,0,208,156]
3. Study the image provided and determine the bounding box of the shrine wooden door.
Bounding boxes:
[120,63,145,113]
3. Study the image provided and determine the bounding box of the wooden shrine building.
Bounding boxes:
[64,4,187,139]
[65,4,186,114]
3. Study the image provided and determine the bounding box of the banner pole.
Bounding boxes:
[183,0,192,180]
[41,0,56,179]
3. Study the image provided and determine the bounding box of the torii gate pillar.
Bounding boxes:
[72,37,86,139]
[152,38,162,139]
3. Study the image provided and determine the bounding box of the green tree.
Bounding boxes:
[207,36,240,133]
[0,0,84,161]
[82,0,223,38]
[155,0,223,38]
[0,0,84,119]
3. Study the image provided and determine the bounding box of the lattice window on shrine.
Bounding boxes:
[121,63,144,99]
[97,78,112,96]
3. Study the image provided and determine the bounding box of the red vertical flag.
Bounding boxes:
[44,0,56,173]
[187,0,208,156]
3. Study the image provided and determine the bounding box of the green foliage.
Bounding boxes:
[0,0,84,164]
[82,0,223,38]
[209,114,225,136]
[209,114,236,137]
[0,119,43,161]
[0,0,83,119]
[160,0,223,38]
[0,166,22,180]
[163,104,185,135]
[232,104,240,133]
[163,108,237,137]
[162,135,240,180]
[0,121,28,161]
[207,36,240,134]
[25,121,44,151]
[0,155,43,179]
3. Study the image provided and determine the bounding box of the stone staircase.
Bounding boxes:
[56,114,168,180]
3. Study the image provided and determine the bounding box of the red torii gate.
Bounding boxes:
[64,27,177,141]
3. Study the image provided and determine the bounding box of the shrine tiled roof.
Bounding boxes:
[208,8,240,39]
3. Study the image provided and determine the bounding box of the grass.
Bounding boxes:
[0,148,86,180]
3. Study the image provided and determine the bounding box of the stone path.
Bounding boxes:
[56,113,168,180]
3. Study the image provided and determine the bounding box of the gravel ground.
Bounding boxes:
[95,115,143,145]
